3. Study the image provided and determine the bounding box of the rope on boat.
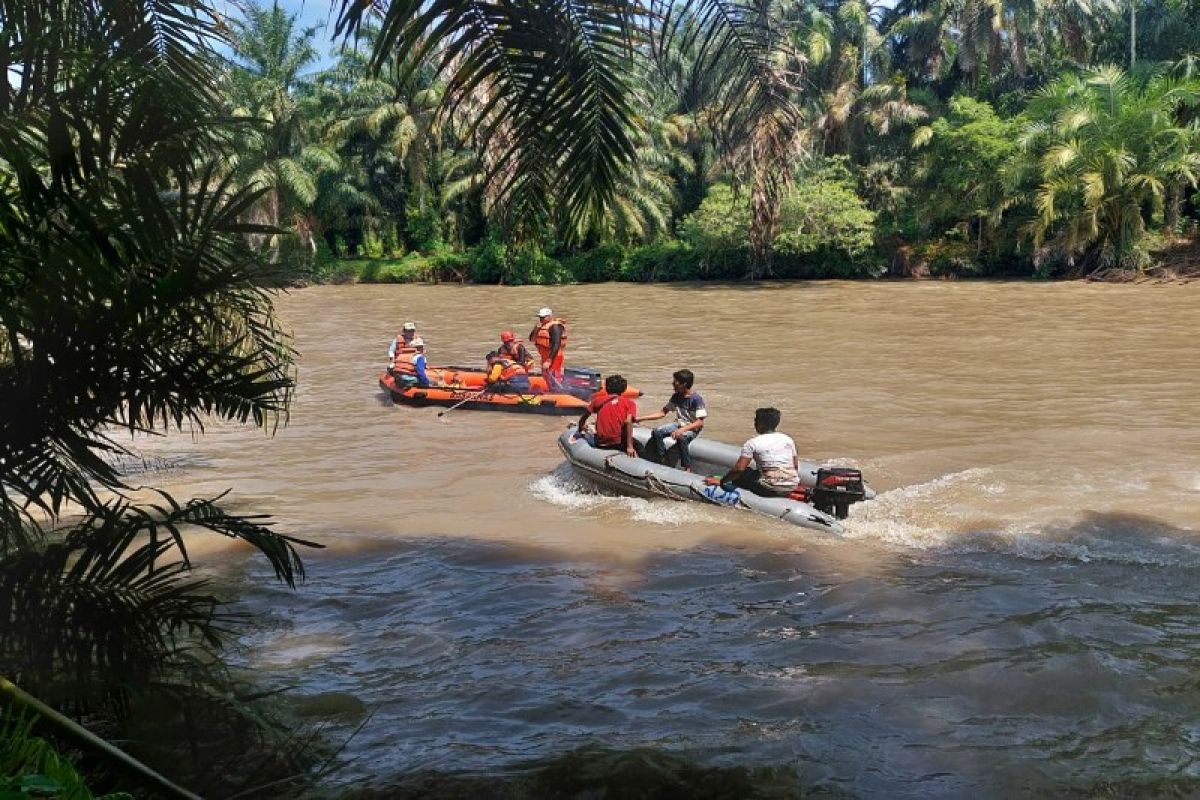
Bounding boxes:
[644,470,687,502]
[598,452,689,502]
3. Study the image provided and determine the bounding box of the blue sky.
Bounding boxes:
[219,0,346,66]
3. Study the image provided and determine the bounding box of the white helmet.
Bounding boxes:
[409,337,425,348]
[537,307,553,318]
[402,321,417,331]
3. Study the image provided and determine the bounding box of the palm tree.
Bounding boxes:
[0,0,318,789]
[885,0,1115,92]
[225,1,340,258]
[336,0,804,271]
[1007,66,1200,272]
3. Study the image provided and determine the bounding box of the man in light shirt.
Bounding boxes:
[705,407,799,496]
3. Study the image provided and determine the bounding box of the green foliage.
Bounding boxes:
[912,97,1018,236]
[404,195,443,253]
[201,0,1200,284]
[0,711,131,800]
[506,245,570,286]
[468,239,509,284]
[914,238,987,277]
[460,240,570,285]
[679,166,879,278]
[562,244,628,282]
[319,255,434,284]
[776,159,877,263]
[1010,66,1200,273]
[0,0,322,793]
[622,241,702,281]
[678,184,755,277]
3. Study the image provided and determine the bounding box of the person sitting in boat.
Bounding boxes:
[635,369,706,472]
[484,348,532,393]
[529,307,567,391]
[705,407,799,497]
[396,337,430,388]
[388,322,419,366]
[575,374,637,457]
[497,330,536,371]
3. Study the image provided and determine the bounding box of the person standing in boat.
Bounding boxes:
[497,330,536,372]
[705,407,799,496]
[575,374,637,457]
[636,369,707,471]
[529,308,567,390]
[388,321,419,366]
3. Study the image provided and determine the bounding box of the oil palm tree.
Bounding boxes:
[337,0,803,268]
[885,0,1114,91]
[317,28,450,251]
[1007,66,1200,272]
[225,1,340,257]
[0,0,318,775]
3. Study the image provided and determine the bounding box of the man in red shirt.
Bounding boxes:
[575,374,637,456]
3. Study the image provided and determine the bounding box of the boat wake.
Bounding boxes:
[843,467,1200,568]
[529,465,733,527]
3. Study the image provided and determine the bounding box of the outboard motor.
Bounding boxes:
[812,468,866,519]
[563,367,601,396]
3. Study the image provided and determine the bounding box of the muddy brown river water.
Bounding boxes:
[132,281,1200,796]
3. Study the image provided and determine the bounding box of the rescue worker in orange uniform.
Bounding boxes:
[497,331,535,371]
[484,348,532,393]
[388,321,419,368]
[398,337,430,387]
[529,307,567,390]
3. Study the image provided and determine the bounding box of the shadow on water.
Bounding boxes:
[228,511,1200,799]
[337,745,849,799]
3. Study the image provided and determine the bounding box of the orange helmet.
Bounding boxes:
[500,331,515,342]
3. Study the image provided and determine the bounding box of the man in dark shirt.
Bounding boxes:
[636,369,707,471]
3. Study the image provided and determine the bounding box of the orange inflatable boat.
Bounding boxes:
[382,362,641,415]
[380,371,594,415]
[389,363,634,397]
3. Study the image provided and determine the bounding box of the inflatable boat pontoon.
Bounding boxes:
[381,371,591,415]
[381,364,642,415]
[558,427,874,532]
[389,363,641,401]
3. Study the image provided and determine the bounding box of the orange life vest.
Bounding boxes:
[390,350,424,377]
[393,334,417,358]
[530,318,567,355]
[487,354,526,382]
[499,339,535,370]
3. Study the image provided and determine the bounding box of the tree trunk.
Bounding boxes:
[1167,182,1181,232]
[1130,0,1136,71]
[269,188,281,264]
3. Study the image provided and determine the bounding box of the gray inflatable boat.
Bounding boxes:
[557,427,874,533]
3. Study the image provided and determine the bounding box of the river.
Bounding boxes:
[131,281,1200,797]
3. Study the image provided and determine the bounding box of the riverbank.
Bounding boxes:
[304,233,1200,287]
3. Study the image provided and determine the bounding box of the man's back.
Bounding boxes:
[589,391,637,448]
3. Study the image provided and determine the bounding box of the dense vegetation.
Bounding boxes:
[229,0,1200,283]
[3,0,1200,794]
[0,0,320,794]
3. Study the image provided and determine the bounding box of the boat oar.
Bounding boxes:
[437,389,487,417]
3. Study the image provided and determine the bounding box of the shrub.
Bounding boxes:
[623,240,703,281]
[468,238,508,283]
[679,163,879,278]
[427,249,472,282]
[562,244,627,282]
